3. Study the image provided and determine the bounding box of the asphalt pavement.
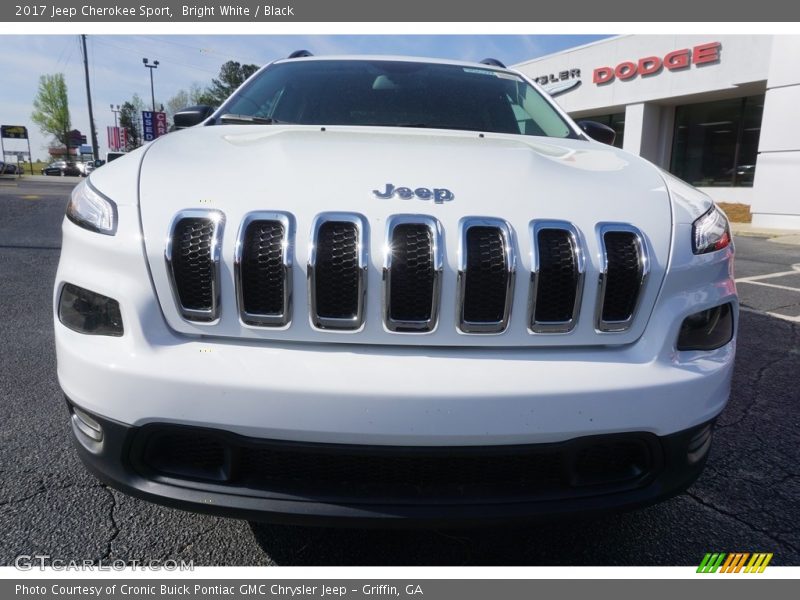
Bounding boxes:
[0,178,798,566]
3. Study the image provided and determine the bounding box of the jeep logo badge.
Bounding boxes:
[373,183,454,204]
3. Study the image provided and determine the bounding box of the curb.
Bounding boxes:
[731,223,800,246]
[0,175,82,183]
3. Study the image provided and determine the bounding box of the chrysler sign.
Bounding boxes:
[593,42,721,84]
[533,68,582,97]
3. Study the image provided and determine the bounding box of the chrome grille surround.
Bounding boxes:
[382,214,443,333]
[233,211,294,328]
[456,217,516,334]
[165,209,225,324]
[595,223,649,333]
[162,211,653,338]
[528,220,585,334]
[307,212,369,331]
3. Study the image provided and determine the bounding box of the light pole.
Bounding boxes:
[110,104,120,127]
[142,58,159,112]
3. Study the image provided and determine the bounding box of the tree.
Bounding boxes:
[31,73,71,154]
[166,83,207,119]
[201,61,259,107]
[119,94,146,151]
[166,89,190,120]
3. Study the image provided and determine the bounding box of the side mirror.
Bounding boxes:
[577,120,616,146]
[94,159,105,168]
[173,105,215,129]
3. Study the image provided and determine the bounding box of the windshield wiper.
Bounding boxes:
[218,114,291,125]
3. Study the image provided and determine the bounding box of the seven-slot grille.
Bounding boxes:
[165,210,224,322]
[165,211,648,335]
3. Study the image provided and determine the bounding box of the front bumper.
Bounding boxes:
[69,399,715,526]
[56,319,734,445]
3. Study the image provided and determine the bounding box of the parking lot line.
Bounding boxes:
[737,280,800,293]
[740,305,800,323]
[735,261,800,323]
[735,264,800,283]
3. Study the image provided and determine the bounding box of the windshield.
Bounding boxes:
[218,60,576,139]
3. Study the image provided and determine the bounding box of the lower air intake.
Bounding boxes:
[136,425,659,504]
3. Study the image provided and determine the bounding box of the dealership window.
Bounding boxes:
[670,95,764,187]
[585,113,625,148]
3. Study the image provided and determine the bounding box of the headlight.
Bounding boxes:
[692,205,730,254]
[66,179,117,235]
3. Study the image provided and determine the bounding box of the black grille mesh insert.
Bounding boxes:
[573,441,649,485]
[237,445,566,499]
[171,217,215,312]
[143,431,227,481]
[138,427,657,503]
[389,224,434,323]
[602,231,642,322]
[535,229,578,323]
[463,226,508,323]
[314,221,359,319]
[241,220,285,316]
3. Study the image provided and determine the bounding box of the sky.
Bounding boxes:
[0,34,610,161]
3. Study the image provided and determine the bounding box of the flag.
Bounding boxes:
[107,126,120,151]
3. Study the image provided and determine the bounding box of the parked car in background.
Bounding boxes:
[2,162,24,175]
[42,161,82,176]
[77,162,96,177]
[106,152,126,163]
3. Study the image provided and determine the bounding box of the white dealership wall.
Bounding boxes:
[514,35,800,229]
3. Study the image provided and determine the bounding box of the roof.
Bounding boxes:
[273,54,514,73]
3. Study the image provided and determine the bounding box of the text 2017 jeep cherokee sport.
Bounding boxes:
[54,55,736,525]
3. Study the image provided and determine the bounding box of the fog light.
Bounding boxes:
[72,406,104,443]
[677,303,733,351]
[58,283,123,337]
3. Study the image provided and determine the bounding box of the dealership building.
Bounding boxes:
[514,35,800,229]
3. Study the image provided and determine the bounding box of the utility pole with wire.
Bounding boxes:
[81,34,99,162]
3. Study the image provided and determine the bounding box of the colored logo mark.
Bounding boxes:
[697,552,773,573]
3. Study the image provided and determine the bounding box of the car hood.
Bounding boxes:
[131,124,674,347]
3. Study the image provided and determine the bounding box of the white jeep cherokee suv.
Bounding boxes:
[54,54,736,525]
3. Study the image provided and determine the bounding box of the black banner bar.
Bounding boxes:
[4,579,797,600]
[2,0,800,22]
